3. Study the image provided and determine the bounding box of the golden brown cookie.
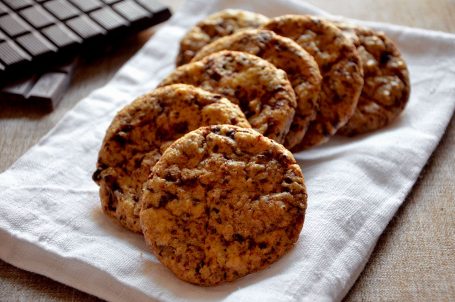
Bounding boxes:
[334,22,411,136]
[263,15,364,149]
[140,125,307,286]
[192,29,322,149]
[176,9,269,66]
[92,84,250,233]
[159,50,297,144]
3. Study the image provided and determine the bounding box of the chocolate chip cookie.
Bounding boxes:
[140,125,307,286]
[334,22,411,136]
[176,9,269,66]
[192,29,322,149]
[159,50,297,144]
[93,84,250,232]
[263,15,364,149]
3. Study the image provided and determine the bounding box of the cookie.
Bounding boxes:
[176,9,269,66]
[263,15,364,149]
[334,22,411,136]
[159,50,297,144]
[92,84,250,233]
[192,29,322,149]
[140,125,307,286]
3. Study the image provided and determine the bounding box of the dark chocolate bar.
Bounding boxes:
[0,0,172,83]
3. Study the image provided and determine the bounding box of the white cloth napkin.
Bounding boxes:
[1,0,455,301]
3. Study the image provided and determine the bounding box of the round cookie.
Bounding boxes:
[263,15,364,149]
[159,50,297,144]
[192,29,322,149]
[140,125,307,286]
[334,22,411,136]
[176,9,269,66]
[92,84,250,233]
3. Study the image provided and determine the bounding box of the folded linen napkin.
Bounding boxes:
[1,0,454,301]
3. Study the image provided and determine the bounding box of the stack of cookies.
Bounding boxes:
[93,9,410,286]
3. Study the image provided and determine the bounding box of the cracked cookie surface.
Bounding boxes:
[93,85,250,233]
[140,125,307,286]
[159,50,296,144]
[263,15,364,149]
[176,9,269,66]
[334,22,411,136]
[192,29,322,149]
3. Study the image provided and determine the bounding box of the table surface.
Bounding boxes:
[1,0,454,301]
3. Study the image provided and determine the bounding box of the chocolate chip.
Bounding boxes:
[209,70,222,81]
[158,192,177,207]
[248,240,256,249]
[133,156,144,169]
[195,260,205,274]
[181,177,198,187]
[229,117,238,124]
[277,153,292,166]
[164,172,177,182]
[174,121,189,134]
[92,166,104,182]
[259,89,276,106]
[284,177,293,184]
[121,124,133,132]
[113,132,128,145]
[226,129,236,139]
[380,52,392,65]
[156,127,172,141]
[332,91,342,103]
[233,233,244,243]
